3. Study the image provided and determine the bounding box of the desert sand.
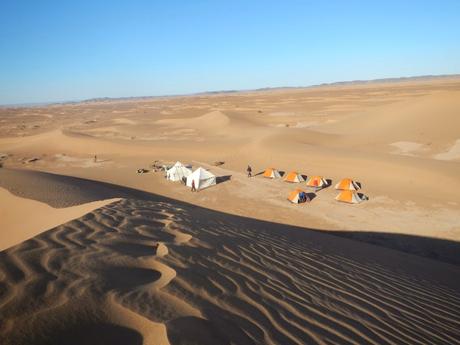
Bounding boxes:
[1,77,460,344]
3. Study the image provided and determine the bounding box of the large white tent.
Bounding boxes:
[186,167,216,190]
[166,161,192,182]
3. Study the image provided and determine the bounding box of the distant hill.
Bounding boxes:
[314,74,460,88]
[3,74,459,108]
[79,74,460,104]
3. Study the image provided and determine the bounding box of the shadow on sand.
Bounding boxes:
[38,322,143,345]
[1,168,459,266]
[306,192,317,201]
[216,175,232,185]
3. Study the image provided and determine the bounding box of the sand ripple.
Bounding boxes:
[1,198,460,344]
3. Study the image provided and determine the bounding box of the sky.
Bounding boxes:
[0,1,459,105]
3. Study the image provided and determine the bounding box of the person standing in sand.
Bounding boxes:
[94,155,97,162]
[191,179,197,192]
[247,165,252,178]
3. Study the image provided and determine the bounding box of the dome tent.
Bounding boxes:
[287,189,310,204]
[263,168,281,179]
[284,171,305,183]
[335,190,367,204]
[335,178,360,191]
[306,176,328,189]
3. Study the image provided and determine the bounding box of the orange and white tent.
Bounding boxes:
[306,176,328,189]
[284,171,305,183]
[335,178,360,191]
[287,189,310,204]
[335,190,366,204]
[263,168,281,179]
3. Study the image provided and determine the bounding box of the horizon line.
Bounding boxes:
[2,73,460,108]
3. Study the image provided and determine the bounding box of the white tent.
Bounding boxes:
[186,167,217,190]
[166,161,192,181]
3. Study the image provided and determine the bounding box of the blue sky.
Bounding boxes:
[1,1,459,104]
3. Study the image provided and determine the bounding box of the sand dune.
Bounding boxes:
[1,78,460,344]
[0,187,119,250]
[1,188,460,344]
[156,110,230,130]
[1,170,460,344]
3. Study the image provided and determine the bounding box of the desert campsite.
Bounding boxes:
[1,2,460,345]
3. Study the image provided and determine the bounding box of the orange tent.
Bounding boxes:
[335,178,360,191]
[284,171,305,183]
[287,189,310,204]
[335,190,366,204]
[306,176,328,189]
[263,168,281,179]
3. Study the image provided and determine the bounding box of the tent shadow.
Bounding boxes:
[216,175,232,185]
[313,179,332,192]
[279,170,286,177]
[306,192,317,201]
[357,192,369,201]
[356,181,362,189]
[301,174,308,180]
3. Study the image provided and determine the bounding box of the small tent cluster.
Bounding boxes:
[165,162,368,204]
[334,178,367,204]
[261,166,368,205]
[166,162,217,191]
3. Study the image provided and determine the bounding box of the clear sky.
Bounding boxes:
[1,1,459,104]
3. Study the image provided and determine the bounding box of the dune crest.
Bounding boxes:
[0,187,120,250]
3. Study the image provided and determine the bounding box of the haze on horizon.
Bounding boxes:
[1,0,459,105]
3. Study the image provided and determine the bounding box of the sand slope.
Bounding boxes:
[0,187,119,250]
[1,174,460,345]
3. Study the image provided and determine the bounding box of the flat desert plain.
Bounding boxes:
[1,77,460,344]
